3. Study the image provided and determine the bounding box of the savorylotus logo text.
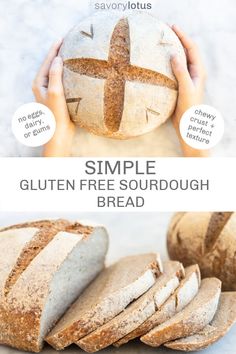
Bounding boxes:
[94,1,152,11]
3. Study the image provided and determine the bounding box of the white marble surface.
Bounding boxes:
[0,0,236,156]
[0,212,236,353]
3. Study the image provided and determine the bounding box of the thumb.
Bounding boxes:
[48,56,64,95]
[171,54,192,91]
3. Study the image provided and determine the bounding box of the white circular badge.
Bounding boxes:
[12,102,56,147]
[180,104,224,150]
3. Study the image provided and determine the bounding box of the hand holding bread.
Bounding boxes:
[32,41,76,157]
[170,25,209,157]
[32,13,209,157]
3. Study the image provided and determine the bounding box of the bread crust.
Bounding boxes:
[0,221,107,352]
[167,212,235,290]
[60,12,185,139]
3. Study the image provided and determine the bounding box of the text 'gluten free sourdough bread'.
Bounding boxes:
[60,12,185,139]
[0,219,109,352]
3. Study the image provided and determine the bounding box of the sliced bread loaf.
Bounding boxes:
[141,277,221,347]
[0,219,74,297]
[0,221,108,352]
[114,264,200,346]
[46,253,162,350]
[165,292,236,351]
[77,261,184,352]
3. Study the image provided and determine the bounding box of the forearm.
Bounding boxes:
[43,125,75,157]
[174,123,210,157]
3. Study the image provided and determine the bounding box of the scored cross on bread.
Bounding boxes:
[65,18,177,133]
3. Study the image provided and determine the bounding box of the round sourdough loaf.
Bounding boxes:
[60,12,185,139]
[167,212,236,291]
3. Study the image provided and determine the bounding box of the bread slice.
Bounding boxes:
[114,264,200,347]
[0,222,108,352]
[141,277,221,347]
[46,253,161,350]
[165,292,236,351]
[77,261,184,353]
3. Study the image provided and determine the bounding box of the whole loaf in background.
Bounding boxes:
[60,12,185,139]
[167,212,235,291]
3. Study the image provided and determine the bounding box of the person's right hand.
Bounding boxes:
[170,25,209,157]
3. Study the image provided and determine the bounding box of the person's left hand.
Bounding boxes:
[32,40,76,157]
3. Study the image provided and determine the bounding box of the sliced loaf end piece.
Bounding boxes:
[1,219,96,298]
[2,219,74,297]
[165,292,236,351]
[3,223,108,352]
[141,277,221,347]
[46,253,162,350]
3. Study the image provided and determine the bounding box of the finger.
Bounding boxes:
[188,63,202,85]
[171,54,192,90]
[171,25,202,67]
[48,56,64,96]
[34,39,63,87]
[172,25,206,85]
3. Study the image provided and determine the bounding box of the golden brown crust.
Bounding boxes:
[0,308,42,352]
